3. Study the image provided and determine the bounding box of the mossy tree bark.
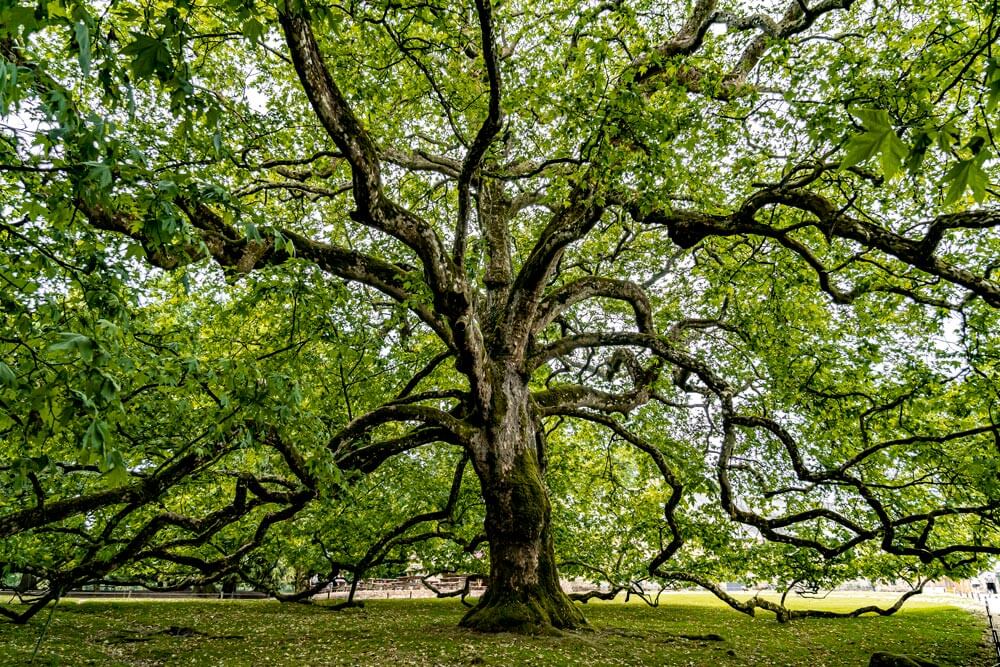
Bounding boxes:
[460,365,586,633]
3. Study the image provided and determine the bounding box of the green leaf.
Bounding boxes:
[0,361,16,387]
[73,21,91,75]
[244,221,261,241]
[50,332,95,363]
[937,122,961,153]
[852,108,892,132]
[123,32,173,80]
[71,389,97,412]
[879,132,908,180]
[986,57,1000,112]
[242,18,265,42]
[841,132,883,170]
[82,418,110,463]
[0,6,38,38]
[97,370,120,404]
[156,179,179,196]
[906,129,934,174]
[104,449,128,486]
[273,231,295,256]
[841,109,908,179]
[0,59,18,115]
[125,243,147,260]
[943,154,990,205]
[84,161,112,188]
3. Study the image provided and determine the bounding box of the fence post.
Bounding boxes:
[986,599,1000,665]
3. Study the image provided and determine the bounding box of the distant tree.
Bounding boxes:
[2,0,999,632]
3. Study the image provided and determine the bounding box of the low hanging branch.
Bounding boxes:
[420,573,485,608]
[651,571,927,624]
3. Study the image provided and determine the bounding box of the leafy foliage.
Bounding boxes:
[1,0,1000,631]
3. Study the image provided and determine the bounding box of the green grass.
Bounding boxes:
[0,593,992,666]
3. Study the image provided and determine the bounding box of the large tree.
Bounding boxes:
[2,0,1000,633]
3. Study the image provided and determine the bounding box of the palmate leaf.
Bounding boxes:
[122,32,172,80]
[841,109,908,179]
[943,154,990,205]
[242,18,265,43]
[50,332,95,363]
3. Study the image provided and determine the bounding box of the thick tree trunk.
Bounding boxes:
[460,366,585,633]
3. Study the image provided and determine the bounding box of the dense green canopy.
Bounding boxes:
[1,0,999,631]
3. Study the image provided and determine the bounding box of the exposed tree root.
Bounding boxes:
[460,586,586,634]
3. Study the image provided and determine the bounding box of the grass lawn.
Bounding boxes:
[0,592,992,666]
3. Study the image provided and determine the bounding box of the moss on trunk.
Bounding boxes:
[462,440,586,633]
